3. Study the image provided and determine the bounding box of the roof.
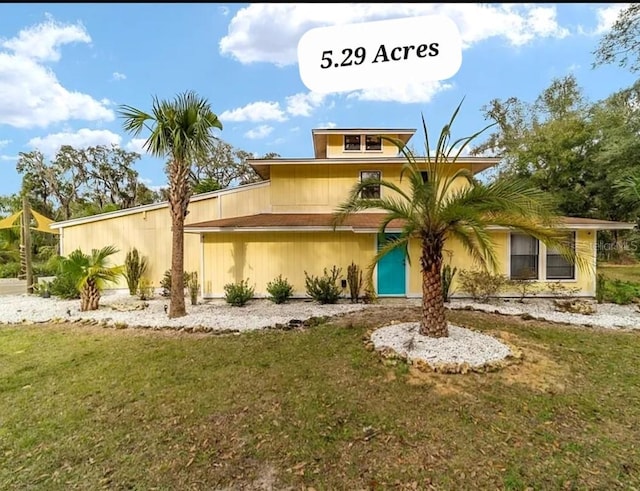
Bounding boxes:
[312,128,416,158]
[184,213,636,233]
[50,180,270,229]
[247,156,501,180]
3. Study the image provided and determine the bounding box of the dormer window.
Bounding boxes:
[365,135,382,151]
[344,135,361,151]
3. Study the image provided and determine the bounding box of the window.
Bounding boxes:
[510,234,539,280]
[420,171,429,183]
[365,135,382,151]
[546,232,576,280]
[360,171,381,199]
[344,135,361,151]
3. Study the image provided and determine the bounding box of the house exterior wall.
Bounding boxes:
[270,163,470,213]
[325,134,402,158]
[200,230,597,298]
[201,231,375,297]
[59,184,271,289]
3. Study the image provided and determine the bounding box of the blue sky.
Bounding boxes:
[0,3,635,197]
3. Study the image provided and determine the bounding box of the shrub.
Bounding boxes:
[595,273,606,304]
[186,271,200,306]
[441,264,457,303]
[603,279,640,305]
[124,248,148,296]
[547,281,580,298]
[305,266,343,304]
[266,274,294,304]
[160,269,189,297]
[48,249,87,299]
[224,279,255,306]
[137,277,154,300]
[458,269,508,303]
[0,261,20,278]
[508,278,539,303]
[347,262,363,303]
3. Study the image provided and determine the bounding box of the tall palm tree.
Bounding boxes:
[334,100,589,338]
[62,246,123,311]
[118,91,223,318]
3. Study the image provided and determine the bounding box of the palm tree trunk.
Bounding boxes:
[420,238,448,338]
[168,160,190,318]
[80,279,101,311]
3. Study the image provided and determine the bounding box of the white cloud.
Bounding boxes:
[219,101,287,122]
[0,154,16,161]
[219,6,230,16]
[112,71,126,81]
[348,80,454,104]
[244,124,274,139]
[0,139,10,148]
[125,138,148,155]
[594,4,628,35]
[0,17,114,129]
[27,128,122,157]
[285,92,327,117]
[317,121,337,129]
[1,15,91,62]
[220,4,572,67]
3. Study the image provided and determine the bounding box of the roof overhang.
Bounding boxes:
[247,156,501,180]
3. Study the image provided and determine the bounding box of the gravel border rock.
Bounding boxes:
[369,322,517,373]
[0,291,369,333]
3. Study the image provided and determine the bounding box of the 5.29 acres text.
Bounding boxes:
[320,43,440,69]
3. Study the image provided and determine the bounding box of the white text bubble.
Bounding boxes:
[297,15,462,94]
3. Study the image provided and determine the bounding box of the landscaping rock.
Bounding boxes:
[109,301,149,312]
[552,299,596,315]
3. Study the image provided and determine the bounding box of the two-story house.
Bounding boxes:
[50,127,635,299]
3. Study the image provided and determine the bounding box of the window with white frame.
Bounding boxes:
[365,135,382,151]
[510,234,539,280]
[344,135,361,151]
[360,171,381,199]
[546,232,576,280]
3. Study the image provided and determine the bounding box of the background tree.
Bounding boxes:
[119,91,223,318]
[593,4,640,72]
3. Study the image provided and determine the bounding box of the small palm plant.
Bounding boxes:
[64,246,124,311]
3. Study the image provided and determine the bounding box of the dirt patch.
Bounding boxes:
[328,305,421,329]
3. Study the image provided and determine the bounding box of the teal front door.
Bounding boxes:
[377,233,406,296]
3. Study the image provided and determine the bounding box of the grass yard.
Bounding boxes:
[1,307,639,490]
[598,262,640,284]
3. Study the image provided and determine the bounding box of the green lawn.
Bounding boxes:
[1,308,639,490]
[598,262,640,283]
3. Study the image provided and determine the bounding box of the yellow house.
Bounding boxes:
[50,128,634,299]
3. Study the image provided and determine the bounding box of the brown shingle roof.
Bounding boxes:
[184,213,636,231]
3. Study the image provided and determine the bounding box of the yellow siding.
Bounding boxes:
[219,183,272,218]
[271,164,470,213]
[202,232,375,297]
[326,134,402,158]
[408,230,596,297]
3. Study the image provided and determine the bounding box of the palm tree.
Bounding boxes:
[118,91,223,318]
[62,246,123,311]
[333,100,589,338]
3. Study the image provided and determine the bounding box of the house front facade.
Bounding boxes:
[50,128,635,299]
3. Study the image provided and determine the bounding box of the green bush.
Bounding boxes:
[124,248,148,296]
[596,273,606,304]
[48,249,88,299]
[185,271,200,306]
[137,277,154,301]
[0,261,20,278]
[224,279,255,306]
[603,279,640,305]
[304,266,343,304]
[458,269,508,303]
[266,274,294,304]
[160,269,189,297]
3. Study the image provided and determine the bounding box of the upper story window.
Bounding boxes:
[365,135,382,151]
[360,171,381,199]
[344,135,361,151]
[420,171,429,183]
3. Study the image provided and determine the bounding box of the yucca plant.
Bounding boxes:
[124,248,148,296]
[333,98,591,338]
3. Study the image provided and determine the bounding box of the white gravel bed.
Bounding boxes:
[0,290,369,332]
[447,298,640,330]
[370,322,512,368]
